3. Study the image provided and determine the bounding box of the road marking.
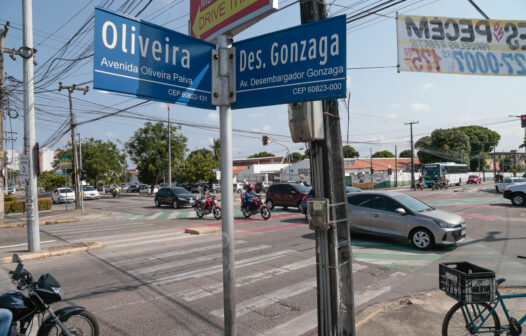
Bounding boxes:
[42,222,157,236]
[153,249,298,286]
[0,240,56,249]
[128,245,272,276]
[235,223,305,236]
[458,213,526,222]
[357,259,430,267]
[210,278,317,318]
[99,234,193,249]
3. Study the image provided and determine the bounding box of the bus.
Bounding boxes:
[421,162,469,187]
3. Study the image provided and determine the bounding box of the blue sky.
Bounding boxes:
[1,0,525,166]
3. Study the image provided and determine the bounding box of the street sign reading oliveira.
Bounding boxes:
[93,7,215,109]
[232,15,346,109]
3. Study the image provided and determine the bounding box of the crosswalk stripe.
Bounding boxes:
[210,278,317,318]
[129,245,272,276]
[42,220,149,234]
[99,234,193,249]
[77,230,184,246]
[354,252,441,261]
[358,259,430,266]
[42,223,158,236]
[111,240,248,267]
[153,249,298,286]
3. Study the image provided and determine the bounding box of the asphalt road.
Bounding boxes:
[1,183,525,335]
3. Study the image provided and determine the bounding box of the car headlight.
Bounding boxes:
[432,219,457,228]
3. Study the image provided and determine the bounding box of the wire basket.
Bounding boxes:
[439,262,495,303]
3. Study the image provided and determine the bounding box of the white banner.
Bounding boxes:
[397,14,526,76]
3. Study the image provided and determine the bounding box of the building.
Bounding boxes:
[236,163,288,182]
[489,151,526,171]
[233,156,284,167]
[39,148,57,172]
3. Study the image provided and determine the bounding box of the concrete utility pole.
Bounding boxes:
[78,134,84,214]
[59,82,88,210]
[22,0,40,252]
[301,0,356,334]
[395,145,398,187]
[0,21,9,227]
[405,121,419,190]
[370,148,373,185]
[167,104,172,187]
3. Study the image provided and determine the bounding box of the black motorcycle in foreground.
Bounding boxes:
[432,180,449,190]
[241,196,271,220]
[0,254,100,336]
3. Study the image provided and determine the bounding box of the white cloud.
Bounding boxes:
[421,82,435,91]
[206,111,219,122]
[389,103,401,110]
[248,112,263,118]
[410,103,431,113]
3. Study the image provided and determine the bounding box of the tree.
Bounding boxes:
[211,138,221,161]
[455,126,500,170]
[342,145,359,158]
[126,122,187,193]
[520,135,526,149]
[248,151,275,158]
[415,129,470,165]
[56,138,125,187]
[372,150,394,158]
[38,171,66,191]
[304,149,310,158]
[287,152,304,162]
[399,149,413,158]
[179,149,219,183]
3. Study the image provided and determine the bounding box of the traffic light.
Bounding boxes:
[80,170,88,181]
[521,115,526,128]
[262,135,268,146]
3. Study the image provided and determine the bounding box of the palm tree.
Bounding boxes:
[211,138,221,161]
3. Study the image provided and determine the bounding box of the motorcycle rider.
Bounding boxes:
[240,183,248,207]
[244,185,258,211]
[417,176,425,189]
[113,185,120,197]
[0,308,12,336]
[200,185,212,210]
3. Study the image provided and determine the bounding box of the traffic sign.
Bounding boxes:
[56,169,66,176]
[20,155,29,184]
[59,160,72,169]
[93,7,215,110]
[190,0,277,42]
[232,15,347,109]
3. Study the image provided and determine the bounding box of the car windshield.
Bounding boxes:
[422,166,440,178]
[59,188,73,193]
[83,186,95,191]
[292,184,310,194]
[346,186,362,193]
[392,194,433,212]
[469,175,478,178]
[172,187,190,194]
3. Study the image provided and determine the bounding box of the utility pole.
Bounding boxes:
[0,22,8,227]
[405,121,419,190]
[493,147,497,178]
[370,148,373,185]
[4,131,18,193]
[167,104,172,187]
[22,0,40,252]
[59,82,88,210]
[394,145,398,187]
[301,0,356,334]
[78,134,84,214]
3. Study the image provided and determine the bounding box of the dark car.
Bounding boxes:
[265,183,311,210]
[127,184,141,192]
[154,187,197,209]
[299,186,362,215]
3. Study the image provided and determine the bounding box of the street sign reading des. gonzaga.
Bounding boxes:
[93,7,215,109]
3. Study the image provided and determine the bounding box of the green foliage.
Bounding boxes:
[342,145,359,158]
[372,150,395,158]
[56,138,126,187]
[211,138,221,161]
[38,171,66,192]
[126,122,187,190]
[288,152,304,162]
[4,195,17,202]
[4,198,52,214]
[179,149,219,183]
[415,129,471,165]
[248,151,275,158]
[304,149,310,158]
[399,149,413,158]
[454,126,500,170]
[520,135,526,149]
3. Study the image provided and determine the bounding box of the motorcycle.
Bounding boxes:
[194,196,222,219]
[241,196,271,220]
[415,180,425,190]
[112,189,120,198]
[0,254,100,336]
[432,180,449,190]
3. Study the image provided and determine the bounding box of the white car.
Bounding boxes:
[139,186,158,194]
[52,188,75,204]
[233,183,244,193]
[504,184,526,206]
[82,186,100,200]
[495,177,526,193]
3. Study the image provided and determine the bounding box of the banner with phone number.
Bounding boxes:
[397,14,526,76]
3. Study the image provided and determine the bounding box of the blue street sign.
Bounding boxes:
[232,16,346,109]
[56,169,65,175]
[93,7,215,109]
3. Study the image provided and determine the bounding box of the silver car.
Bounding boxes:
[347,191,465,250]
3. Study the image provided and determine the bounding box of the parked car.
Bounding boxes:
[265,183,311,210]
[7,182,16,194]
[140,185,159,194]
[503,183,526,206]
[347,191,466,250]
[467,175,482,184]
[495,177,526,193]
[155,187,197,208]
[120,184,129,192]
[52,188,75,204]
[211,183,221,193]
[233,183,244,193]
[127,184,141,193]
[82,185,100,200]
[255,182,272,193]
[300,186,362,215]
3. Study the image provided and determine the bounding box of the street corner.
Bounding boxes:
[0,241,103,264]
[184,226,221,235]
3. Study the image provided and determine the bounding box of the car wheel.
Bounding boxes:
[410,228,434,250]
[172,200,178,209]
[266,199,274,210]
[155,199,161,208]
[511,193,526,206]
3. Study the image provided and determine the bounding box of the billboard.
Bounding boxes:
[397,14,526,76]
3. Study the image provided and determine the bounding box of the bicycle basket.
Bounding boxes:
[439,262,495,303]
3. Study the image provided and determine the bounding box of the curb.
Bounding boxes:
[184,226,221,235]
[0,241,103,263]
[0,218,83,229]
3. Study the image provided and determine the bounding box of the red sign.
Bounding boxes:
[190,0,277,42]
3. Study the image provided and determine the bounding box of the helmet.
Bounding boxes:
[247,184,252,191]
[244,183,249,189]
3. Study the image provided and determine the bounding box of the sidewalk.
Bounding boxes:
[355,288,526,336]
[0,207,107,229]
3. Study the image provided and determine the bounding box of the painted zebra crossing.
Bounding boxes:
[120,208,300,220]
